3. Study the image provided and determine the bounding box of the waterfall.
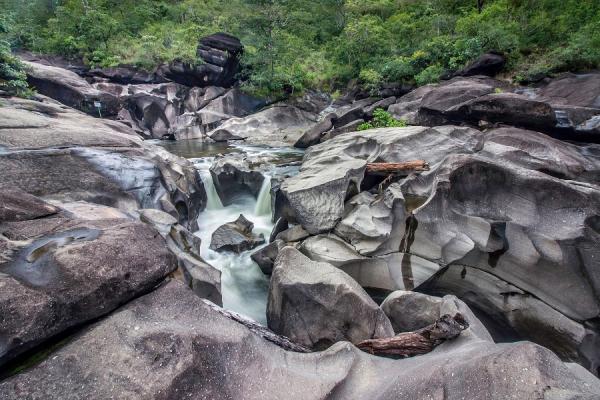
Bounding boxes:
[254,175,272,216]
[200,172,224,210]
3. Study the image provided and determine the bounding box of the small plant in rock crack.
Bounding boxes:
[358,108,407,131]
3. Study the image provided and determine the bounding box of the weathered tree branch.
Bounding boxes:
[201,299,311,353]
[355,313,469,357]
[366,161,430,176]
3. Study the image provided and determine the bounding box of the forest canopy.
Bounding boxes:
[2,0,600,96]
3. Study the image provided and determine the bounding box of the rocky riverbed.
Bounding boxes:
[1,41,600,398]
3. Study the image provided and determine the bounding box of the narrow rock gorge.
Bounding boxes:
[1,10,600,399]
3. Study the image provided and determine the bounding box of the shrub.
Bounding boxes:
[0,15,33,97]
[415,64,444,86]
[358,108,406,130]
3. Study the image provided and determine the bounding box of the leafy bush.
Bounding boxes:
[358,108,406,130]
[0,15,33,97]
[2,0,599,96]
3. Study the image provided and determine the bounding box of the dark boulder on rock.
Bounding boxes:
[294,113,335,148]
[0,212,176,366]
[159,33,243,88]
[454,52,506,77]
[267,247,394,349]
[3,279,599,399]
[209,214,265,253]
[450,92,557,132]
[22,60,121,117]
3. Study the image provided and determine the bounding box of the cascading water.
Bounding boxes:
[157,141,303,325]
[254,175,272,216]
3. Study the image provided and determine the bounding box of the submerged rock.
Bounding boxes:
[267,247,394,349]
[210,214,265,253]
[2,280,599,399]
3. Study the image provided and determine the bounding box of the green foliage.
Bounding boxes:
[0,14,33,97]
[1,0,599,96]
[358,108,406,130]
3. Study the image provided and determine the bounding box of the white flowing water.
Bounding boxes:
[156,141,303,324]
[254,175,272,217]
[192,158,273,325]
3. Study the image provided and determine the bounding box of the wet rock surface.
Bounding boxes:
[0,96,206,231]
[0,206,176,366]
[209,214,266,253]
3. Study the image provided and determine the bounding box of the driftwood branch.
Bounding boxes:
[356,313,468,357]
[366,161,430,176]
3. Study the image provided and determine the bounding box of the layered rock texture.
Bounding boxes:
[278,123,600,373]
[1,280,599,399]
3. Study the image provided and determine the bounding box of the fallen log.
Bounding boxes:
[366,161,430,175]
[355,313,468,357]
[201,299,311,353]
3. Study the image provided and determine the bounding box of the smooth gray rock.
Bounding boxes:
[334,183,406,255]
[207,104,317,146]
[274,225,310,243]
[279,125,483,234]
[0,215,176,366]
[210,214,265,253]
[380,290,443,333]
[2,280,599,400]
[0,96,206,231]
[419,264,596,370]
[267,247,394,349]
[299,234,366,267]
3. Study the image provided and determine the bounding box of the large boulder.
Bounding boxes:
[159,33,244,88]
[286,122,600,372]
[454,52,506,77]
[2,280,599,399]
[208,104,317,146]
[279,125,483,234]
[209,154,265,205]
[22,60,120,116]
[380,290,443,333]
[267,247,394,349]
[0,96,206,231]
[209,214,266,253]
[0,205,176,366]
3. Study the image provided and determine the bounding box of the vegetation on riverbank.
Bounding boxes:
[2,0,600,96]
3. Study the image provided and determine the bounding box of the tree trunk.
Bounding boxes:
[365,161,430,175]
[355,313,469,357]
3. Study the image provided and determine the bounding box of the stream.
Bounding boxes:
[155,139,303,324]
